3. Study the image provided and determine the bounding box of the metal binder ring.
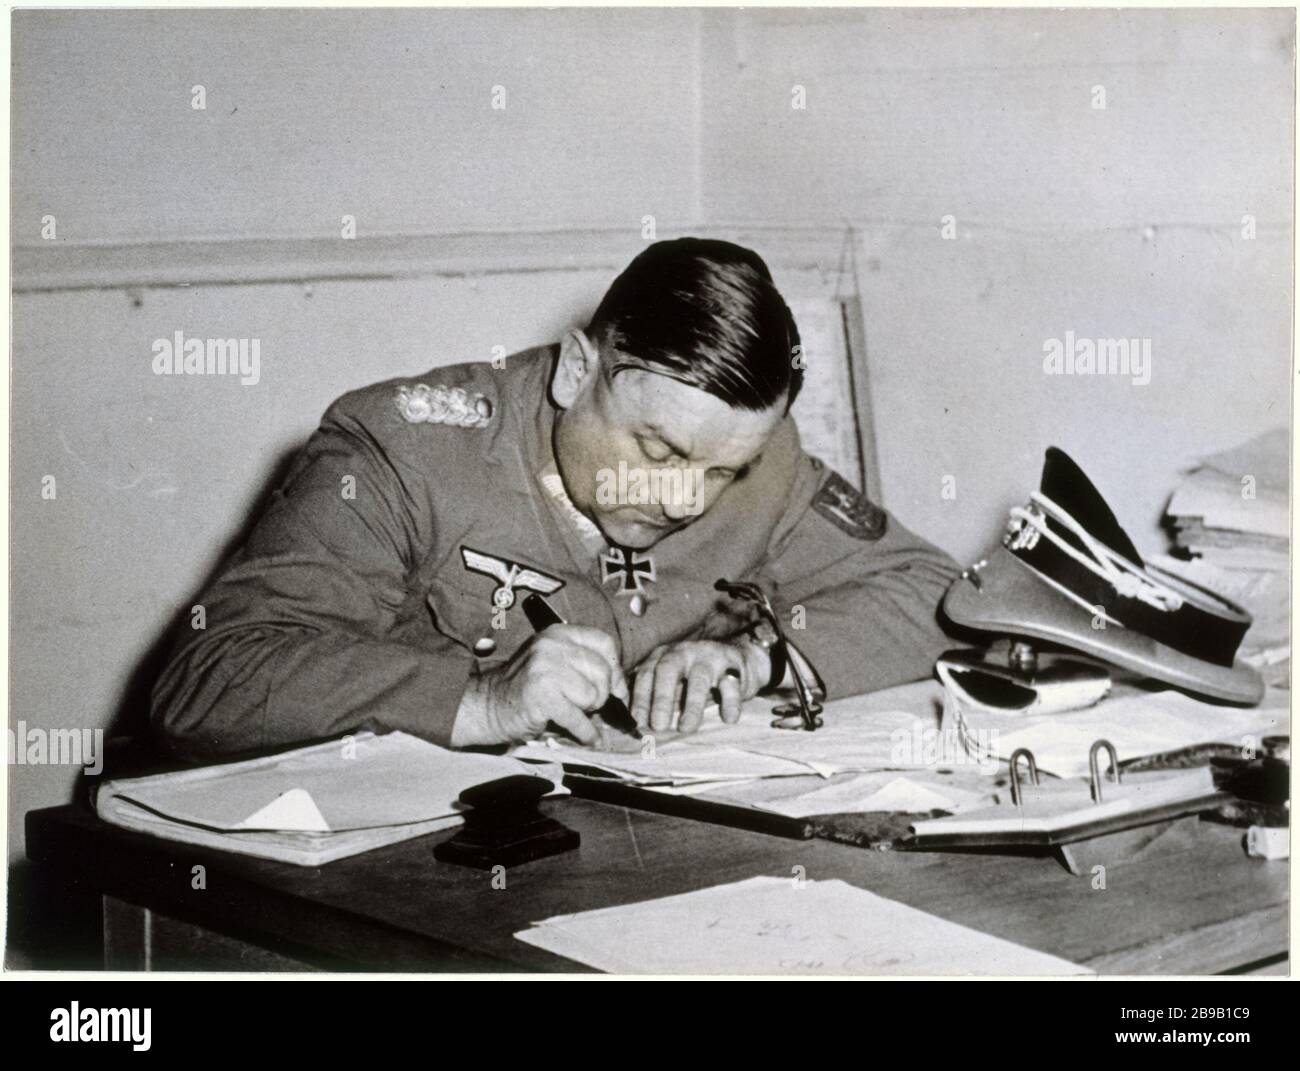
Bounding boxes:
[1089,739,1122,802]
[1008,748,1039,808]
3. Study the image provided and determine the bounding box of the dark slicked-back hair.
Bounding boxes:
[587,238,802,412]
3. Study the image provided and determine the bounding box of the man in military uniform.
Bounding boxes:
[153,238,959,756]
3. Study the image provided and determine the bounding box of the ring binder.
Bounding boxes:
[909,736,1229,875]
[1009,748,1040,808]
[1088,739,1121,803]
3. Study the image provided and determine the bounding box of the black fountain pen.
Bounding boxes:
[520,593,643,740]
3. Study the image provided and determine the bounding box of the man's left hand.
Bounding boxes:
[630,639,770,734]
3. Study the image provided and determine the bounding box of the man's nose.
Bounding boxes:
[659,472,713,521]
[660,495,691,521]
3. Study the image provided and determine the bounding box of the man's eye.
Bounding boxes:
[713,465,749,482]
[639,439,672,463]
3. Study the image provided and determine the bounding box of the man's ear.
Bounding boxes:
[552,329,600,409]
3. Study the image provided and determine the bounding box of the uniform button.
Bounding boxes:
[473,636,497,656]
[629,594,646,617]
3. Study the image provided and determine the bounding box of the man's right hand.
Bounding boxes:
[451,625,627,747]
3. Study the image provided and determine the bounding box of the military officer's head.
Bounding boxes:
[552,238,802,550]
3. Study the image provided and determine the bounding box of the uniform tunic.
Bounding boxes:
[152,345,959,756]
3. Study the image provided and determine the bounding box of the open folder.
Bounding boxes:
[95,732,565,866]
[910,766,1224,847]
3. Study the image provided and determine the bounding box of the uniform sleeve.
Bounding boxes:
[757,456,961,700]
[151,400,473,758]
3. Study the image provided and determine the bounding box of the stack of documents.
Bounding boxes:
[752,770,993,819]
[521,731,816,789]
[517,700,1000,816]
[1162,428,1289,676]
[96,732,564,866]
[949,685,1288,779]
[522,705,942,782]
[515,876,1090,975]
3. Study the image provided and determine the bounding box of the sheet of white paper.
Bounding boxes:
[956,687,1287,778]
[521,737,811,784]
[515,876,1089,975]
[1167,466,1288,537]
[107,732,563,831]
[1200,427,1289,491]
[519,702,945,783]
[235,787,331,832]
[765,773,994,819]
[642,779,763,797]
[718,718,957,774]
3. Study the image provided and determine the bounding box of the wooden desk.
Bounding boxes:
[25,793,1287,974]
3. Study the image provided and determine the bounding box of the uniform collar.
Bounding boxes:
[504,346,608,568]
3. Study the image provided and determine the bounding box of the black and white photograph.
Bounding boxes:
[3,1,1294,1011]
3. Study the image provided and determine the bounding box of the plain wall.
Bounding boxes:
[9,8,1293,860]
[11,7,703,241]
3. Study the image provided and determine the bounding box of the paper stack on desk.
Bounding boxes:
[96,732,564,866]
[517,699,1001,819]
[950,685,1288,779]
[521,704,952,783]
[1164,429,1288,571]
[1161,429,1289,683]
[515,876,1090,975]
[521,731,815,788]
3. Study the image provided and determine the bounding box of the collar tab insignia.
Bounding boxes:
[813,472,887,541]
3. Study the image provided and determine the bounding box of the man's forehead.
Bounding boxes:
[605,366,783,462]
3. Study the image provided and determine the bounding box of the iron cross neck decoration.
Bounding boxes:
[600,545,656,596]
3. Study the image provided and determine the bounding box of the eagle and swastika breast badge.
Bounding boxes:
[459,546,564,610]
